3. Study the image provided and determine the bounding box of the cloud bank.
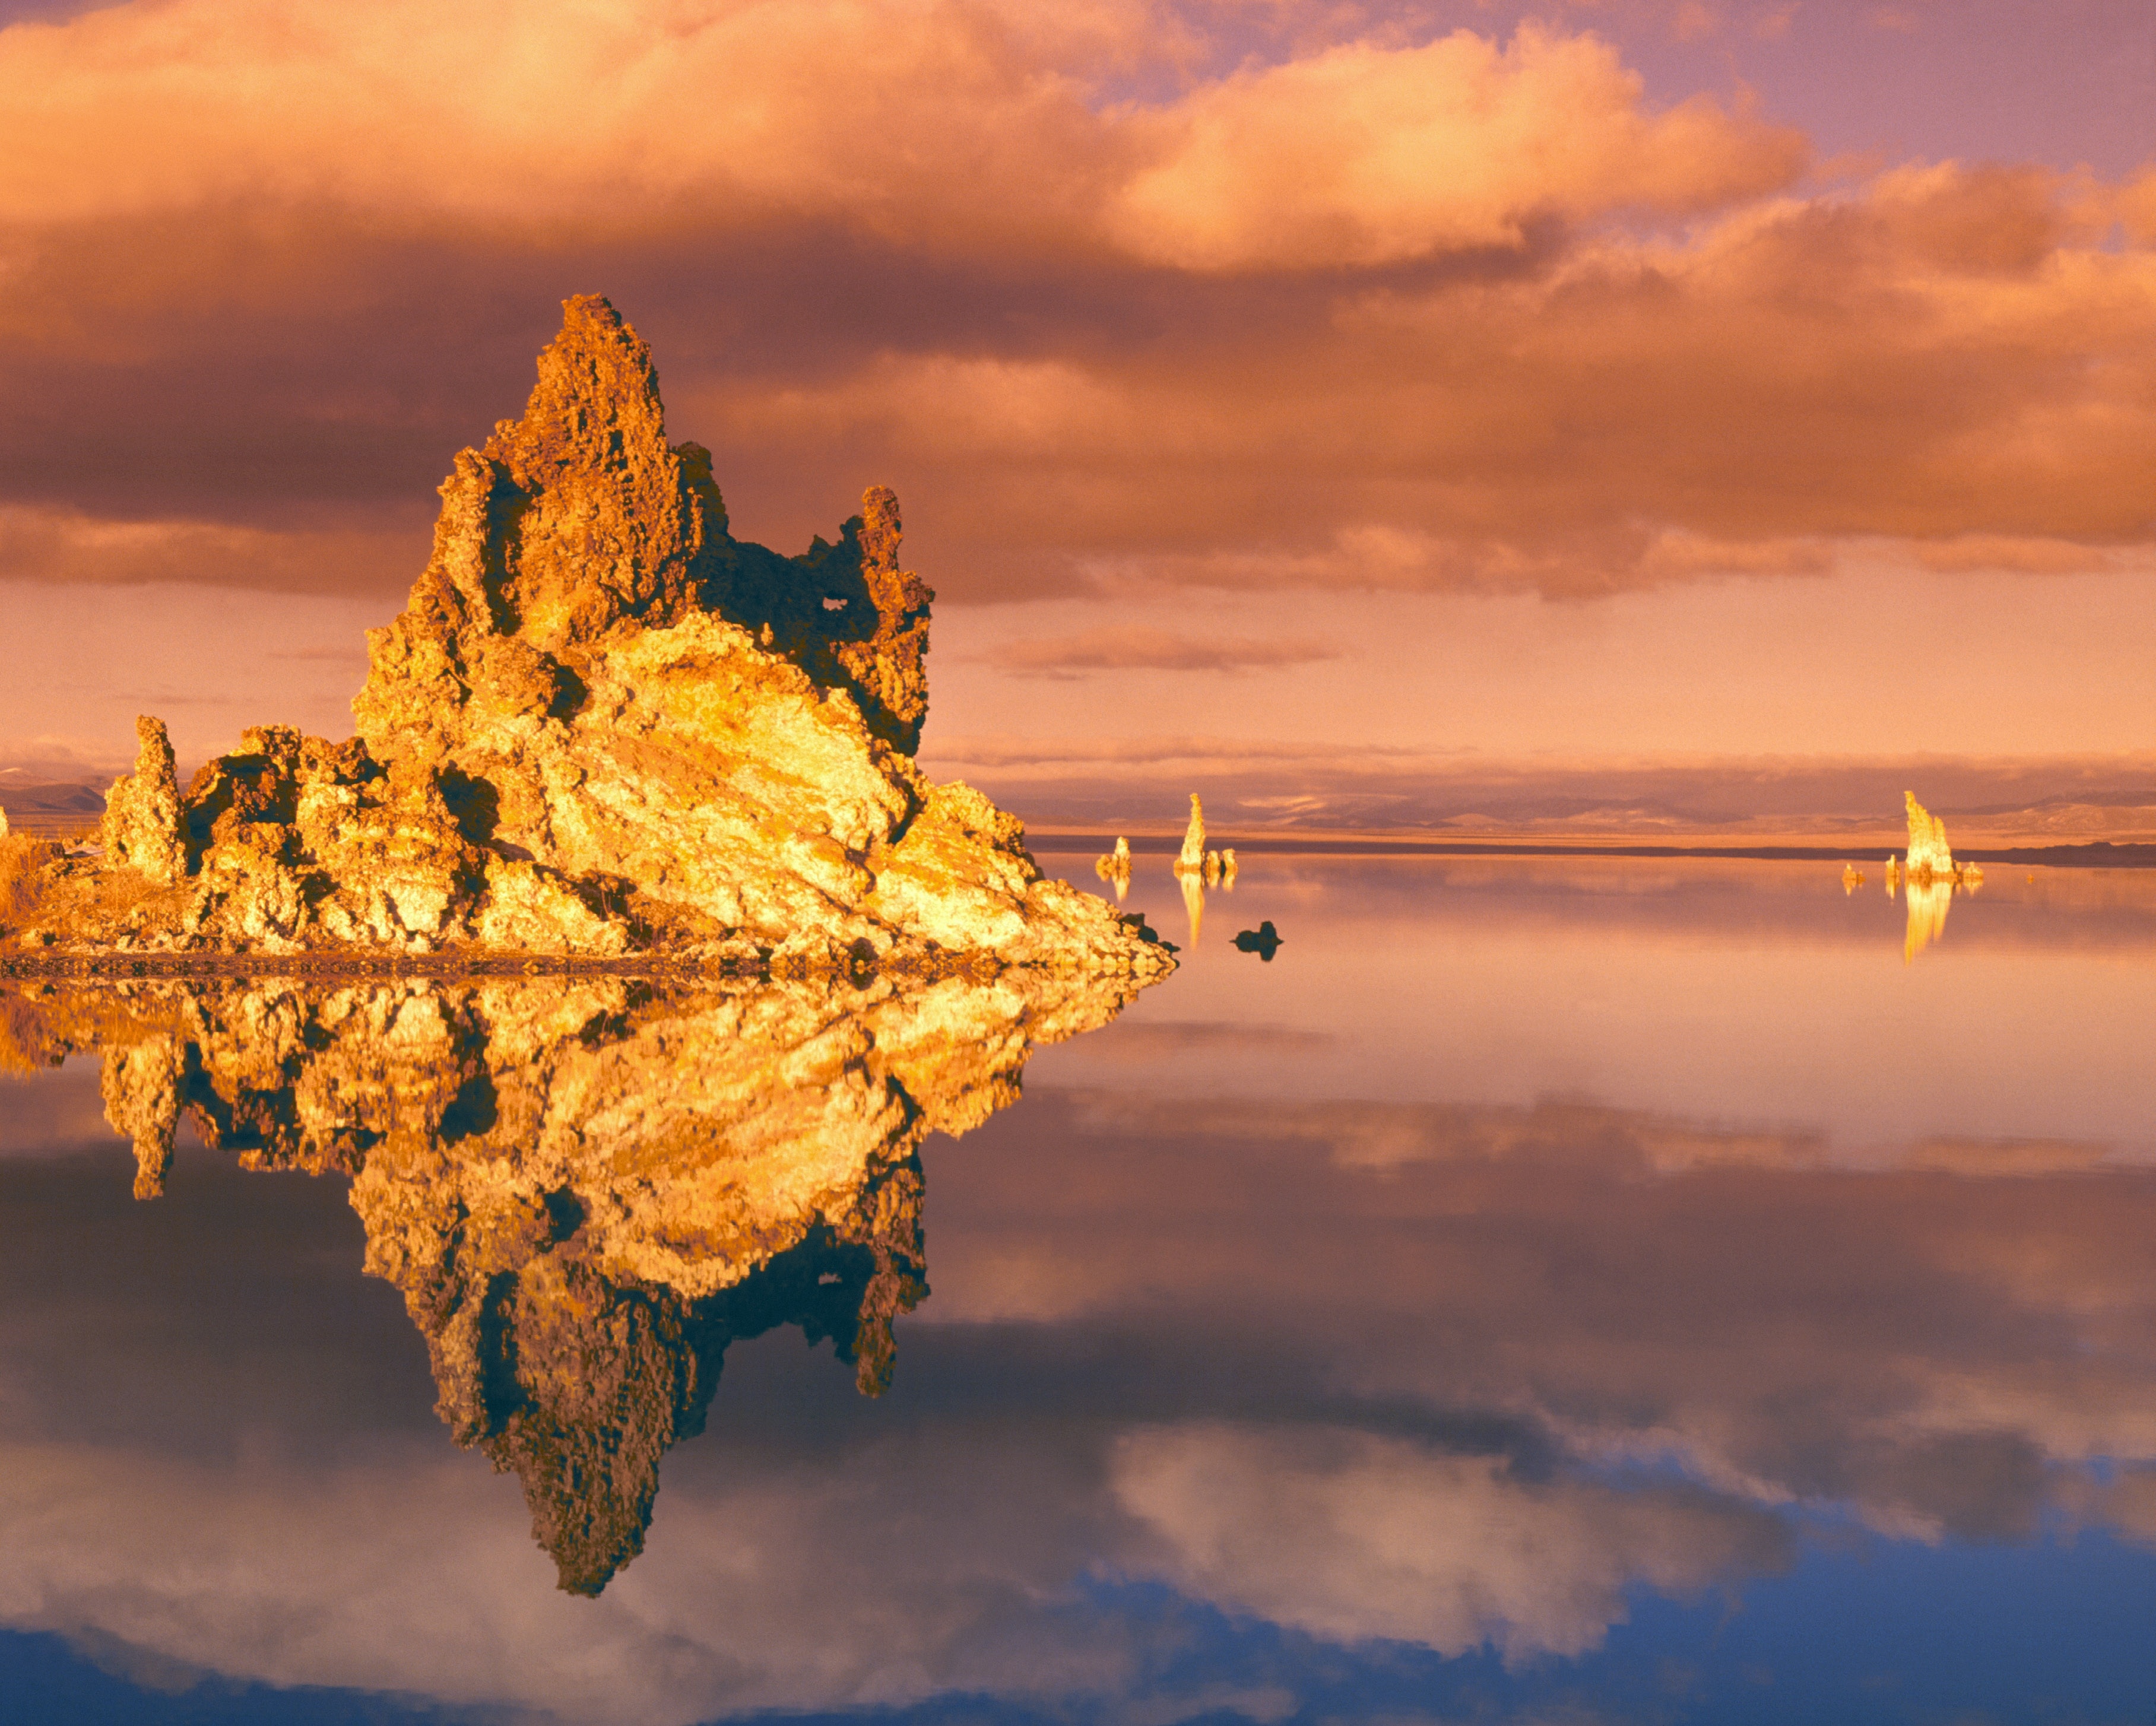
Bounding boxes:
[0,0,2146,602]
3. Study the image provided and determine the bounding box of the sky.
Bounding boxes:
[0,0,2149,832]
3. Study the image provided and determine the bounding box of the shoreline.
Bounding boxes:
[1028,833,2156,868]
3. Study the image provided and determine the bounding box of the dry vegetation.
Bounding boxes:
[0,833,58,931]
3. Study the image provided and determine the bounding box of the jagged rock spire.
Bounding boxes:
[357,293,933,765]
[100,716,187,885]
[34,294,1167,980]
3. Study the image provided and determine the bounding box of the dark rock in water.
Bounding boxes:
[1233,920,1282,960]
[1118,909,1175,952]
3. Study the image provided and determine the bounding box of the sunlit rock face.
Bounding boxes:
[11,961,1148,1594]
[1903,791,1956,883]
[8,296,1163,981]
[1174,794,1207,874]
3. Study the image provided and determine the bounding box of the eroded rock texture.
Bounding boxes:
[1174,794,1207,874]
[8,296,1161,981]
[10,959,1142,1593]
[1903,791,1957,883]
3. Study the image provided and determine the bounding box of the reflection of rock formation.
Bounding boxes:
[1903,878,1954,962]
[1174,796,1206,875]
[5,297,1163,983]
[26,962,1148,1594]
[1179,870,1205,947]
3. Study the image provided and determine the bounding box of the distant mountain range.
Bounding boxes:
[0,778,106,836]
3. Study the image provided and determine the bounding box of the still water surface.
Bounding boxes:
[1,854,2152,1724]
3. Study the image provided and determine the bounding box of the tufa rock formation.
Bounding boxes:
[1882,793,1982,960]
[103,716,188,885]
[4,296,1165,982]
[1882,794,1982,961]
[1174,794,1207,875]
[1889,791,1980,890]
[1902,791,1956,883]
[1095,836,1132,902]
[14,957,1149,1595]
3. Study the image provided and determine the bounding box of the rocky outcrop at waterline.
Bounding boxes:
[7,958,1144,1593]
[0,295,1166,983]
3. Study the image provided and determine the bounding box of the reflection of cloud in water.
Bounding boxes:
[932,1087,2156,1545]
[1,964,2153,1718]
[1113,1423,1787,1660]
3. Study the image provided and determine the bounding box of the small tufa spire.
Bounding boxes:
[102,715,188,884]
[1174,794,1207,874]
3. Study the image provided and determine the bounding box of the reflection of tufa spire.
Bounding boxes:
[99,1035,183,1199]
[1180,868,1205,947]
[456,1175,926,1595]
[42,963,1152,1594]
[1904,879,1953,963]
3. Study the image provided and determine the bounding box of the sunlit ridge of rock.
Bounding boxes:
[1,296,1167,983]
[14,959,1149,1595]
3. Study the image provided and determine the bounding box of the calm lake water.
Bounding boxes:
[1,853,2152,1725]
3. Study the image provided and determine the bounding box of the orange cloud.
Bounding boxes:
[0,4,1796,257]
[0,505,419,596]
[0,1,2146,600]
[1102,26,1802,268]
